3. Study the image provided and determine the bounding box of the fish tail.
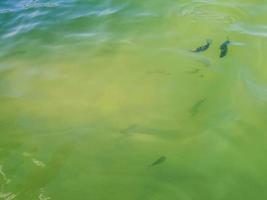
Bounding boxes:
[206,38,212,44]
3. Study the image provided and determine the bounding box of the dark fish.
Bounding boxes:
[190,98,206,117]
[191,39,212,52]
[220,39,230,58]
[187,68,200,74]
[149,156,166,167]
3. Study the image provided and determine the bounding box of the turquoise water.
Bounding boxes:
[1,0,267,199]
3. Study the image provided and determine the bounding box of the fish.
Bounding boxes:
[120,124,179,140]
[190,98,206,117]
[120,124,138,134]
[191,39,212,52]
[146,70,171,76]
[219,38,230,58]
[187,68,200,74]
[149,156,166,167]
[1,50,27,60]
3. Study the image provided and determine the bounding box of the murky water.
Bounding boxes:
[1,0,267,199]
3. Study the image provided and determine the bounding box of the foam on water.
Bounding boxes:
[0,165,10,185]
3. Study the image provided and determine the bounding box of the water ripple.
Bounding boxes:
[229,23,267,38]
[176,1,248,23]
[2,22,40,39]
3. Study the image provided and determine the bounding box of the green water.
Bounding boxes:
[1,0,267,199]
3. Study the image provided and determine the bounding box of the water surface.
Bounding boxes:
[1,0,267,199]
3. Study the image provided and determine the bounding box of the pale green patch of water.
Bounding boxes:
[1,0,267,199]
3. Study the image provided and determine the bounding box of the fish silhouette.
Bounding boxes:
[220,38,230,58]
[190,98,206,117]
[149,156,166,167]
[191,39,212,52]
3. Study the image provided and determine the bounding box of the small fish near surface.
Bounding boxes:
[191,39,212,53]
[149,156,166,167]
[187,68,200,74]
[219,39,230,58]
[190,98,206,117]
